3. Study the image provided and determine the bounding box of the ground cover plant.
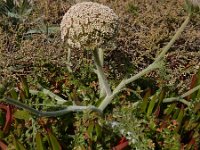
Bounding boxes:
[0,0,200,149]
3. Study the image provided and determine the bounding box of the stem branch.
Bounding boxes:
[93,49,112,96]
[98,15,191,111]
[3,98,102,117]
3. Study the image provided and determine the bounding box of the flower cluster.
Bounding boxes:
[60,2,119,50]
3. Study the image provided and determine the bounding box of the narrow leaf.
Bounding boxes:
[36,132,45,150]
[164,103,176,115]
[172,108,180,120]
[20,76,30,98]
[87,123,94,139]
[48,131,61,150]
[14,110,31,121]
[147,95,157,117]
[176,108,184,123]
[13,137,26,150]
[95,124,102,140]
[140,89,151,112]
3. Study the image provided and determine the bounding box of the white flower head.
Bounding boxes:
[60,2,119,50]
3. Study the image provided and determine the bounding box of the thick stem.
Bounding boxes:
[155,15,190,63]
[98,48,106,98]
[98,63,159,110]
[98,15,191,111]
[3,98,102,117]
[163,97,191,106]
[67,48,72,72]
[98,48,104,66]
[163,84,200,106]
[93,49,112,96]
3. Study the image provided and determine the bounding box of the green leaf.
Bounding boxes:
[36,132,45,150]
[14,110,31,120]
[87,123,94,139]
[0,83,7,98]
[147,94,157,117]
[48,131,61,150]
[175,108,185,132]
[149,118,156,130]
[95,124,102,140]
[172,108,180,119]
[140,89,151,113]
[176,108,184,123]
[13,137,26,150]
[10,88,18,99]
[20,76,30,98]
[164,103,176,115]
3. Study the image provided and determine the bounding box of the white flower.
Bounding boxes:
[60,2,119,50]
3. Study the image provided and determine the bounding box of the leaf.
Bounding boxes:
[0,140,7,150]
[176,108,184,123]
[147,94,157,117]
[20,76,30,98]
[172,108,180,120]
[95,124,102,140]
[87,123,94,139]
[0,104,12,134]
[48,131,61,150]
[10,88,18,99]
[176,107,185,132]
[149,119,156,131]
[14,110,31,120]
[36,132,45,150]
[164,103,176,115]
[13,137,26,150]
[0,84,6,98]
[154,89,166,117]
[140,89,151,113]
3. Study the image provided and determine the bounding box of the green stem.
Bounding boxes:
[155,15,190,62]
[3,98,102,117]
[30,86,66,104]
[163,84,200,106]
[93,49,112,96]
[181,84,200,98]
[163,97,190,106]
[98,63,159,111]
[67,48,72,72]
[98,15,191,111]
[97,48,106,98]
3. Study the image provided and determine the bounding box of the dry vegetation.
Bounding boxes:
[0,0,200,149]
[0,0,200,90]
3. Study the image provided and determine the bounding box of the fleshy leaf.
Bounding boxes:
[13,137,26,150]
[36,132,45,150]
[48,131,61,150]
[14,110,31,120]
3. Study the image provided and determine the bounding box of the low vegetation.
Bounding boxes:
[0,0,200,149]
